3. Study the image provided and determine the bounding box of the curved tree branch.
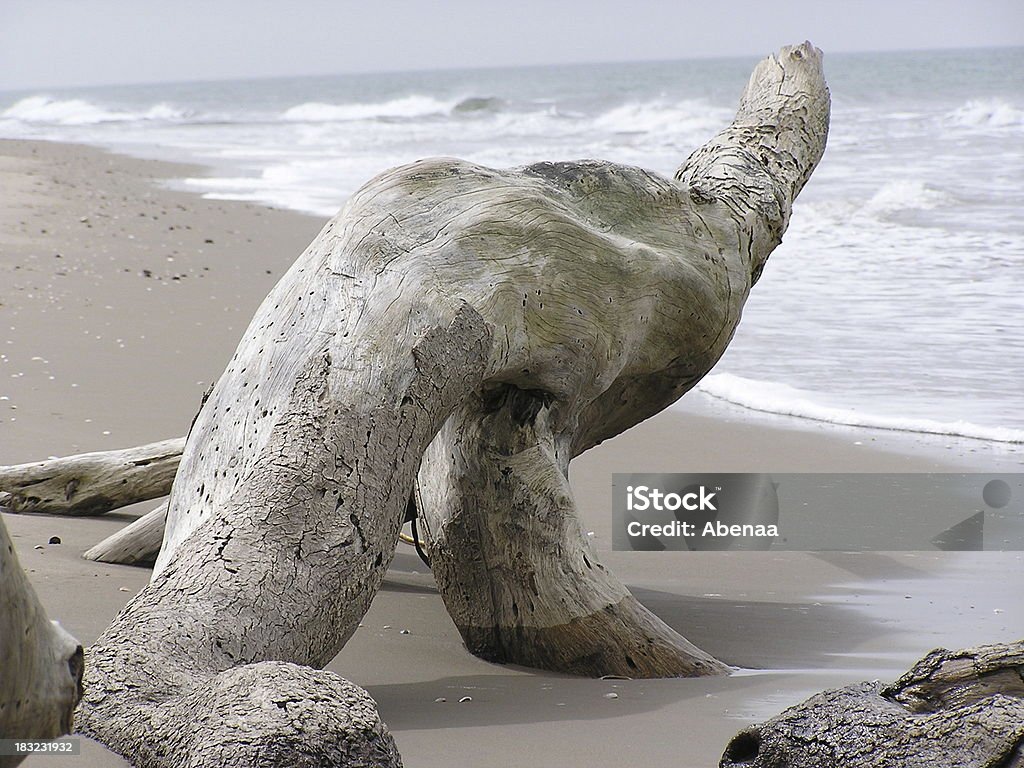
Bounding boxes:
[417,41,829,676]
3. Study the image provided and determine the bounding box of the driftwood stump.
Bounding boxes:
[0,514,83,765]
[720,641,1024,767]
[0,43,832,767]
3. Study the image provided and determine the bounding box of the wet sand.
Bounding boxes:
[3,138,1022,767]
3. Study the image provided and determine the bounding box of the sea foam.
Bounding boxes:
[592,98,731,136]
[694,373,1024,444]
[863,179,951,214]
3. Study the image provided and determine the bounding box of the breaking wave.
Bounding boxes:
[946,98,1024,130]
[592,98,732,136]
[453,96,505,113]
[1,95,187,125]
[863,179,952,214]
[281,95,457,122]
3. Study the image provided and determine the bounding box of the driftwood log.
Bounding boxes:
[720,641,1024,767]
[0,438,182,516]
[4,43,833,767]
[82,502,168,565]
[0,514,83,764]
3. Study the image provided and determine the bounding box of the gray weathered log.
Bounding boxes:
[79,306,490,767]
[720,641,1024,767]
[415,41,828,676]
[0,514,83,764]
[82,501,168,565]
[69,42,828,767]
[0,438,183,516]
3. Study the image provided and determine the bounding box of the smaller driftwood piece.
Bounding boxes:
[0,439,182,516]
[0,514,83,767]
[82,501,168,565]
[719,641,1024,768]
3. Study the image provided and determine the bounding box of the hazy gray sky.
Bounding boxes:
[1,0,1021,90]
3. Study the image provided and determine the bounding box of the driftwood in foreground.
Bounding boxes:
[36,42,829,768]
[0,515,83,766]
[720,641,1024,767]
[0,438,182,516]
[79,309,486,768]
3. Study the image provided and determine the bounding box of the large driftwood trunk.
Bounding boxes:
[79,306,489,767]
[720,642,1024,767]
[0,514,83,766]
[415,41,829,675]
[66,43,828,767]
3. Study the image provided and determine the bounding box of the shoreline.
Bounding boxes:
[3,137,1023,768]
[4,137,1018,472]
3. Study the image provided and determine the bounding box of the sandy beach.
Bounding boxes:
[3,138,1023,767]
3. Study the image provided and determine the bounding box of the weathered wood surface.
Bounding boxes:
[68,43,829,766]
[0,438,183,516]
[416,41,829,676]
[0,514,83,764]
[83,498,420,567]
[79,307,489,767]
[416,387,726,677]
[720,641,1024,767]
[83,501,167,565]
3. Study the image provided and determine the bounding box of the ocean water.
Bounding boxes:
[2,47,1022,444]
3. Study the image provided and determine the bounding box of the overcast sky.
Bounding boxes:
[1,0,1021,90]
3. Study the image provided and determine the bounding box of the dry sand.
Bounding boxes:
[2,139,1022,767]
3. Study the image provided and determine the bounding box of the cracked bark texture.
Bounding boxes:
[1,514,83,766]
[73,42,827,767]
[720,642,1024,768]
[80,295,490,766]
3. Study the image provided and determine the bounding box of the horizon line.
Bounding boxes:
[0,42,1021,94]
